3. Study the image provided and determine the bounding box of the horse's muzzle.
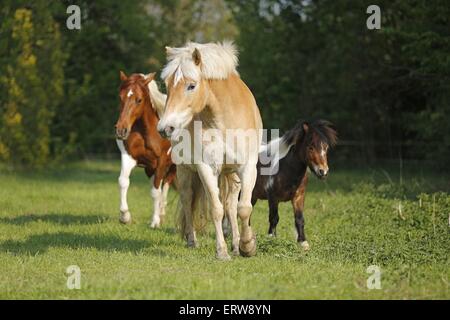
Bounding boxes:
[158,126,174,139]
[317,168,328,179]
[115,126,129,140]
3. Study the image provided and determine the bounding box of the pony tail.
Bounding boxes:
[219,173,240,237]
[192,180,209,232]
[177,174,209,238]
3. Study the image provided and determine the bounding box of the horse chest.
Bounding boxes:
[268,173,304,202]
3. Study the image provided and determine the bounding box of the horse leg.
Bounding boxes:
[159,181,170,222]
[178,166,197,248]
[150,167,164,228]
[117,140,137,224]
[268,197,279,237]
[292,174,309,250]
[237,164,258,257]
[222,173,240,256]
[197,164,230,260]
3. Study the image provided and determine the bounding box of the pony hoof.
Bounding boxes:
[239,235,256,257]
[150,220,160,228]
[187,241,198,248]
[216,252,231,261]
[232,246,240,256]
[119,211,132,224]
[300,241,310,251]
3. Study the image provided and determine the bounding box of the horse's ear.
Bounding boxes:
[143,72,156,86]
[165,46,174,56]
[192,48,202,66]
[302,123,309,133]
[120,70,128,82]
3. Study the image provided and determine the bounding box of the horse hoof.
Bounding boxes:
[216,251,231,261]
[187,240,198,248]
[239,235,256,257]
[119,211,132,224]
[300,241,310,251]
[150,219,160,228]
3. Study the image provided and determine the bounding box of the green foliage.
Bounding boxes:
[0,0,448,166]
[230,0,450,163]
[0,1,64,167]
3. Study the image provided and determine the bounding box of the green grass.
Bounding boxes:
[0,160,448,299]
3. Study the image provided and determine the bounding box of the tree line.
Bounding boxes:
[0,0,448,168]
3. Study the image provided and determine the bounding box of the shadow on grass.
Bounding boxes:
[0,232,150,255]
[0,213,109,225]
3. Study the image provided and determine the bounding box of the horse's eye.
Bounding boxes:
[136,98,142,104]
[187,83,196,91]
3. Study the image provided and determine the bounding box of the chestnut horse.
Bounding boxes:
[158,42,263,260]
[252,119,337,250]
[115,72,176,227]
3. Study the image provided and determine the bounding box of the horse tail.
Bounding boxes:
[178,173,208,237]
[219,173,240,237]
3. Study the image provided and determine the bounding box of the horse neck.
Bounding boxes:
[202,75,250,130]
[140,94,159,133]
[285,136,308,176]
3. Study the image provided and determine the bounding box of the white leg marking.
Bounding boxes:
[301,241,310,251]
[117,140,136,224]
[150,181,162,228]
[160,182,170,218]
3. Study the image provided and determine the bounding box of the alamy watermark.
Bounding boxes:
[366,265,381,290]
[66,5,81,30]
[366,5,381,30]
[66,265,81,290]
[167,121,280,175]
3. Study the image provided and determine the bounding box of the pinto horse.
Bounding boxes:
[158,42,263,260]
[252,119,337,250]
[115,71,176,227]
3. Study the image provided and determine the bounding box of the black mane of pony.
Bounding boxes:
[281,119,337,148]
[309,119,338,147]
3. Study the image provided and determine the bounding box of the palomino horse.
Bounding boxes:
[252,119,337,250]
[157,42,263,260]
[115,72,176,227]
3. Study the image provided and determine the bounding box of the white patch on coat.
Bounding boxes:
[127,89,133,98]
[150,180,163,228]
[259,137,295,175]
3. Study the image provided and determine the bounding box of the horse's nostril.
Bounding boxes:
[163,126,174,137]
[318,169,324,176]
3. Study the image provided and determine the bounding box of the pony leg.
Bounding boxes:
[117,140,137,224]
[268,197,279,237]
[197,164,230,260]
[237,164,258,257]
[150,176,163,228]
[292,174,309,250]
[178,166,197,247]
[159,181,170,221]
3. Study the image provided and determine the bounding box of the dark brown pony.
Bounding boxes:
[252,119,337,250]
[115,71,176,227]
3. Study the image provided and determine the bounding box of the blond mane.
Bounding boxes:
[161,41,239,84]
[139,73,167,118]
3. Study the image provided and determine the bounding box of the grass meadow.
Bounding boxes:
[0,160,448,299]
